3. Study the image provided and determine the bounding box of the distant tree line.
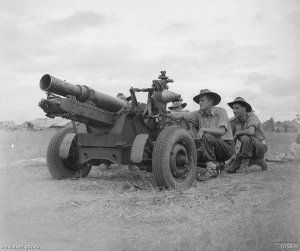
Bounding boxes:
[263,117,300,133]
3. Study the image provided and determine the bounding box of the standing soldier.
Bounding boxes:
[226,97,267,173]
[168,89,235,181]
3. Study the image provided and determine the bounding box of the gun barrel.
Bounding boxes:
[40,74,127,112]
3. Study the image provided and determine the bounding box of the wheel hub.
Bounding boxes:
[170,142,191,180]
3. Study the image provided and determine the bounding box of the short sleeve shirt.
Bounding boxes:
[230,112,265,140]
[182,107,233,141]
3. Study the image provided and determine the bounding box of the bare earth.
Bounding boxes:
[0,129,299,251]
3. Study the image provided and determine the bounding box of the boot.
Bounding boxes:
[226,155,242,174]
[255,159,267,171]
[238,157,250,173]
[197,162,218,181]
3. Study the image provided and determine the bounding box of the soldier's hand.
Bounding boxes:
[198,128,205,139]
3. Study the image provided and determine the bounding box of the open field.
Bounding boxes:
[0,129,299,251]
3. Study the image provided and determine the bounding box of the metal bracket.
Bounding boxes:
[59,133,76,159]
[130,134,149,163]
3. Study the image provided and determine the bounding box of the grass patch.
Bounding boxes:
[1,129,299,250]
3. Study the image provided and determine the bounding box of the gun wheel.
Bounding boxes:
[47,126,92,179]
[152,125,197,189]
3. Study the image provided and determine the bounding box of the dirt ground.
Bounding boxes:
[0,129,299,251]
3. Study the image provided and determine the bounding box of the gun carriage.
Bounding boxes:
[38,71,197,189]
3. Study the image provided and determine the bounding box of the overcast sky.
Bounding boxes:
[1,0,299,124]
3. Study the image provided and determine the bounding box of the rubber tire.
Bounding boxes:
[152,125,197,189]
[47,127,91,179]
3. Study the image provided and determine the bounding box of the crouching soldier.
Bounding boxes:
[226,97,267,173]
[168,89,235,181]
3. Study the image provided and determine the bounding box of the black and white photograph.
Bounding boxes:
[0,0,299,250]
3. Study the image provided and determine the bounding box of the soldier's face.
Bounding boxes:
[199,95,212,110]
[233,103,246,118]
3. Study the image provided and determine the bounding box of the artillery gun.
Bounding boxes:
[38,71,197,189]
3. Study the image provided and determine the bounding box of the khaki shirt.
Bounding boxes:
[182,107,233,141]
[230,112,265,141]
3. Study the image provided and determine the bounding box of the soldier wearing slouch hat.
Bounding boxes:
[226,97,268,173]
[169,89,235,181]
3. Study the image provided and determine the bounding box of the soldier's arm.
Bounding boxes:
[168,112,184,120]
[234,126,255,138]
[234,113,259,138]
[199,108,227,137]
[200,127,226,137]
[168,111,196,123]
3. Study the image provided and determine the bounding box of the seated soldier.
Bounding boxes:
[168,89,235,181]
[226,97,267,173]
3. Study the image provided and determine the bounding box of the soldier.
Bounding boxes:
[168,98,187,112]
[169,89,235,181]
[226,97,267,173]
[167,98,189,128]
